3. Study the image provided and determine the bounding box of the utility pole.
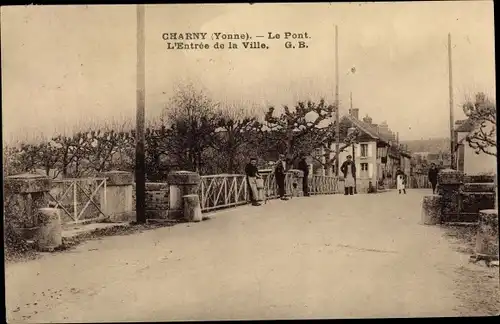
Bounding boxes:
[448,33,455,169]
[349,91,353,110]
[335,25,340,176]
[135,4,146,223]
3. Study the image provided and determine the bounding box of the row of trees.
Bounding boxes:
[4,87,495,180]
[4,84,360,180]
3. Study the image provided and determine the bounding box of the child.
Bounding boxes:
[395,167,406,194]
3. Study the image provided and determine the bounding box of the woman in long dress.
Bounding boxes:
[340,155,356,195]
[395,167,407,194]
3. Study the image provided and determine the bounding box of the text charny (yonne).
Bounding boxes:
[161,32,311,50]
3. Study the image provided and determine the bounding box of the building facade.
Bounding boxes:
[455,119,497,175]
[320,109,411,193]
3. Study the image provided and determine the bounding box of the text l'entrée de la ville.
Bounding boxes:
[161,32,311,50]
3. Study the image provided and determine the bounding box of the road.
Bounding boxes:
[6,189,473,322]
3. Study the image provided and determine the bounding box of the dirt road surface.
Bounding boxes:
[5,189,495,322]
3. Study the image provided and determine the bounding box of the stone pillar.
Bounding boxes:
[288,169,304,197]
[475,209,499,260]
[437,169,464,223]
[167,171,201,220]
[421,194,442,225]
[100,171,134,222]
[36,208,62,251]
[183,194,203,222]
[4,173,51,240]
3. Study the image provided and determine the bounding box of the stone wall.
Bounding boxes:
[145,183,170,219]
[131,182,171,218]
[438,170,495,223]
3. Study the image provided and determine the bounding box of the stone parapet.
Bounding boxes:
[167,171,201,186]
[4,173,51,231]
[101,171,134,186]
[167,171,201,221]
[99,171,134,222]
[5,173,51,194]
[437,169,463,185]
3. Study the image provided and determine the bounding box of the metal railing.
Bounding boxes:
[199,172,339,212]
[47,177,108,224]
[411,173,432,189]
[260,172,294,199]
[199,174,248,212]
[309,175,339,195]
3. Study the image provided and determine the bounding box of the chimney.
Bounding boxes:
[349,108,359,119]
[362,115,373,124]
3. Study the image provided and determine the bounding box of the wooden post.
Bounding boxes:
[448,33,456,169]
[135,4,146,223]
[335,25,340,176]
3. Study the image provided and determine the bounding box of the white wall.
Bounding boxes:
[458,130,497,175]
[464,145,497,175]
[335,141,377,181]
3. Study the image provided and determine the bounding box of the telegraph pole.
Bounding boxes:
[135,4,146,223]
[334,25,340,176]
[448,33,455,169]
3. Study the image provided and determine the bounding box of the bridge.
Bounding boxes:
[6,187,483,321]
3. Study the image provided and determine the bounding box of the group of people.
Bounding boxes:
[245,154,442,204]
[245,153,311,206]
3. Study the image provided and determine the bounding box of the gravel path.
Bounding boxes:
[5,189,494,322]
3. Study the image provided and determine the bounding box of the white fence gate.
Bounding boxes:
[47,178,108,224]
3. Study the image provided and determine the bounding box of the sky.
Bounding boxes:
[1,2,496,144]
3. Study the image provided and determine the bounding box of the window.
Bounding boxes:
[360,163,368,178]
[361,144,368,157]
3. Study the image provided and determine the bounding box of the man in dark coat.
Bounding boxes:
[428,162,439,194]
[275,154,289,200]
[298,153,310,196]
[340,155,356,195]
[245,157,261,206]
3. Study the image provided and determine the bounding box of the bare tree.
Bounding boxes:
[162,83,221,173]
[462,92,496,156]
[264,99,359,171]
[213,106,263,173]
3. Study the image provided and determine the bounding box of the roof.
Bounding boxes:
[342,114,393,144]
[342,114,413,157]
[455,118,475,133]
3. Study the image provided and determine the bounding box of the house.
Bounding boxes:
[316,108,411,193]
[454,119,497,175]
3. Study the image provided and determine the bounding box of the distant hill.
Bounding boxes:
[400,138,450,154]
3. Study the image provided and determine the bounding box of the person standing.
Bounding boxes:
[245,157,261,206]
[340,155,356,195]
[275,154,289,200]
[298,153,310,196]
[428,163,439,194]
[395,167,407,194]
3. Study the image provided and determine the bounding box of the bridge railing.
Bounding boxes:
[48,177,108,224]
[410,173,431,189]
[199,172,339,211]
[199,174,248,212]
[309,175,340,195]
